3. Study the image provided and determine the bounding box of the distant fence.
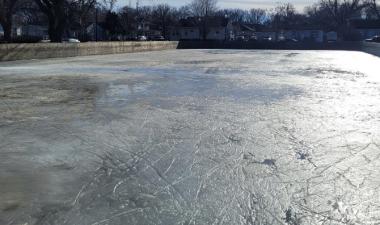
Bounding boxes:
[177,40,380,57]
[177,40,364,51]
[361,42,380,57]
[0,41,179,61]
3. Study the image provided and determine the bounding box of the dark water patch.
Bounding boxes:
[305,67,366,77]
[205,67,244,75]
[204,49,285,56]
[175,60,218,65]
[285,53,300,57]
[2,203,20,212]
[33,203,72,225]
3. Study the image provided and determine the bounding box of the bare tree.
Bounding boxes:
[320,0,365,26]
[33,0,68,42]
[190,0,218,17]
[71,0,96,40]
[119,6,137,37]
[271,3,297,29]
[33,0,117,42]
[152,4,174,38]
[218,9,247,23]
[177,5,192,19]
[247,8,267,24]
[190,0,218,39]
[0,0,19,42]
[305,3,332,29]
[365,0,380,18]
[101,0,116,11]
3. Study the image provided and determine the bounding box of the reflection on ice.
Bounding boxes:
[1,50,380,225]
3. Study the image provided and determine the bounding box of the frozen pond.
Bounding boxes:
[1,49,380,225]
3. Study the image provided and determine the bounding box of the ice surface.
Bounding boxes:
[0,50,380,225]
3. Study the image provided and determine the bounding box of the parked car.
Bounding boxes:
[286,38,298,43]
[137,35,147,41]
[262,36,273,42]
[62,38,80,43]
[39,39,51,43]
[39,35,51,43]
[365,36,380,43]
[277,37,298,43]
[149,35,165,41]
[235,36,246,41]
[277,35,286,42]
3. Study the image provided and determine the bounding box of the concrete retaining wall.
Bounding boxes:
[361,42,380,57]
[0,40,379,62]
[0,41,179,61]
[177,40,363,51]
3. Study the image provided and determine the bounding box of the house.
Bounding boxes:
[255,29,324,43]
[13,25,48,39]
[86,23,107,41]
[205,17,230,40]
[255,29,277,41]
[137,21,162,37]
[169,17,201,40]
[326,31,338,42]
[351,19,380,40]
[169,16,230,41]
[231,23,257,40]
[282,29,324,43]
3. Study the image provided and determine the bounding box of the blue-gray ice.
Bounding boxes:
[0,50,379,225]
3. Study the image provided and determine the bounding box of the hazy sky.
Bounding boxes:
[116,0,317,11]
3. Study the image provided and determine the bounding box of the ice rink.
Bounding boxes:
[1,49,380,225]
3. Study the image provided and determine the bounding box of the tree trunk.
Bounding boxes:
[202,18,207,40]
[3,21,12,43]
[48,15,65,42]
[162,19,166,38]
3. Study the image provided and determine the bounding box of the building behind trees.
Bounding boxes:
[0,0,379,43]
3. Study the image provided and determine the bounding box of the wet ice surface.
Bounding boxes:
[0,50,380,225]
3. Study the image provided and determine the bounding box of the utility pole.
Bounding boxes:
[225,14,228,41]
[95,0,98,42]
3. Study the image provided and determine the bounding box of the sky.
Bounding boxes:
[116,0,318,11]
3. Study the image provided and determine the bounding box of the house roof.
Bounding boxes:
[351,19,380,29]
[240,24,256,32]
[86,23,106,30]
[178,16,229,28]
[207,17,229,27]
[178,17,198,27]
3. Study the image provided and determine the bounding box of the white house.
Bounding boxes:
[169,17,230,41]
[169,17,202,40]
[86,23,107,41]
[206,27,228,40]
[171,27,200,40]
[13,25,48,39]
[230,23,257,40]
